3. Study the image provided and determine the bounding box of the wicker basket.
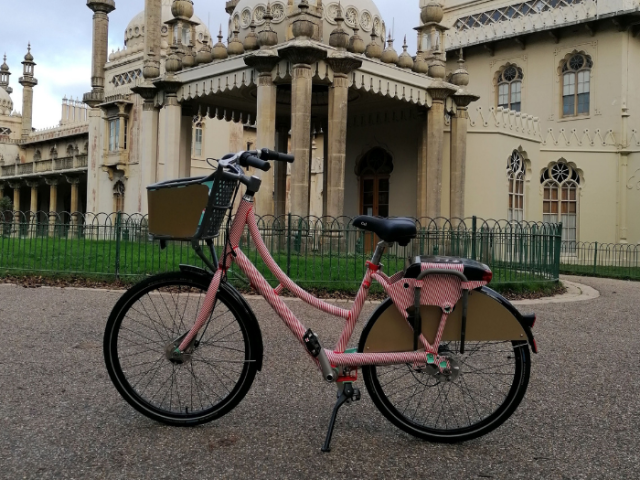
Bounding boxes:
[147,168,238,241]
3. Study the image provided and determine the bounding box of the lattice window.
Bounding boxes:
[507,150,525,222]
[497,65,523,112]
[541,161,581,247]
[0,127,11,135]
[112,69,142,87]
[455,0,583,31]
[561,53,592,117]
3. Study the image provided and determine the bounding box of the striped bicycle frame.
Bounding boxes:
[178,196,486,371]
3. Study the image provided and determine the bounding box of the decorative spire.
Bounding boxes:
[212,26,229,60]
[228,28,245,56]
[0,54,11,94]
[258,2,279,48]
[347,25,365,54]
[244,20,259,51]
[196,34,214,64]
[365,31,383,60]
[329,3,349,50]
[397,35,414,69]
[380,33,398,64]
[450,48,470,87]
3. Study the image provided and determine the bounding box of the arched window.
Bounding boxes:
[34,150,41,161]
[497,65,523,112]
[507,150,525,222]
[50,147,58,160]
[541,161,581,244]
[356,147,394,218]
[67,144,75,157]
[561,53,592,117]
[192,117,204,158]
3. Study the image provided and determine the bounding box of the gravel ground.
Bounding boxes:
[0,276,638,480]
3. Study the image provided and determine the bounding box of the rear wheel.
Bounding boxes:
[104,272,260,426]
[359,299,530,442]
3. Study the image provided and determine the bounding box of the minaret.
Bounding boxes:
[19,44,38,139]
[0,55,12,94]
[83,0,116,107]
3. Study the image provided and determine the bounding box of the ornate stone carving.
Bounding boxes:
[253,5,267,25]
[427,82,458,102]
[344,7,358,28]
[326,54,362,74]
[241,8,252,28]
[360,11,373,32]
[279,44,327,66]
[271,2,286,23]
[245,51,280,73]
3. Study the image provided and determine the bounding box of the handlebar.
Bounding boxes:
[240,153,271,172]
[260,148,295,163]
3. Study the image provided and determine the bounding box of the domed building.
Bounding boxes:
[74,0,464,223]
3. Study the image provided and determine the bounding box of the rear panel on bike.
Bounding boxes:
[363,290,528,354]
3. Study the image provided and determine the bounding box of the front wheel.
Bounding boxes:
[104,272,261,426]
[359,299,531,442]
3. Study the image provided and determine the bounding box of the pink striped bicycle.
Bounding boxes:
[104,149,538,451]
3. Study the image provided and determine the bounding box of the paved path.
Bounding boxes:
[0,276,638,479]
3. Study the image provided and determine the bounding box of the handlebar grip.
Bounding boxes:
[261,148,295,163]
[242,155,271,172]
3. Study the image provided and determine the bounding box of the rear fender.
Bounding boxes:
[179,265,265,370]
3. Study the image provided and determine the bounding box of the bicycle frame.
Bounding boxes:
[177,194,470,372]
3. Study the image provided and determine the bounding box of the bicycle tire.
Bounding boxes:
[359,299,531,442]
[104,271,261,426]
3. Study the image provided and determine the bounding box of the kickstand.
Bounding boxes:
[321,383,360,453]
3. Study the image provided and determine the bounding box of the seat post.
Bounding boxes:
[370,240,389,265]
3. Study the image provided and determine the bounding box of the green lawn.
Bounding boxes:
[560,264,640,281]
[0,236,558,295]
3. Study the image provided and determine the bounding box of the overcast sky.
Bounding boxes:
[1,0,420,129]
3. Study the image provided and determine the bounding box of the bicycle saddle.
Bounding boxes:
[352,216,417,247]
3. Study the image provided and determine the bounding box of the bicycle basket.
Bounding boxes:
[147,167,239,241]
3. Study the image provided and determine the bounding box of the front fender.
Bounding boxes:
[179,264,265,369]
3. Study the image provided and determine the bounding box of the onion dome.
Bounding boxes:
[291,0,315,39]
[380,35,398,64]
[182,44,196,68]
[413,50,429,74]
[195,35,214,64]
[258,2,278,48]
[24,44,34,62]
[227,29,245,56]
[1,55,9,73]
[165,45,183,73]
[428,50,446,80]
[365,32,383,60]
[171,0,194,19]
[329,5,349,50]
[348,25,366,55]
[212,27,229,60]
[421,0,444,24]
[244,21,259,51]
[397,36,414,69]
[450,50,469,87]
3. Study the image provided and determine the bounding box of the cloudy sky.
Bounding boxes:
[1,0,420,129]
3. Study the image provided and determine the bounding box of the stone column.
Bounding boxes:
[179,111,193,179]
[67,176,81,229]
[26,179,39,236]
[154,80,183,181]
[275,127,289,218]
[245,52,280,217]
[450,93,477,221]
[424,83,456,219]
[10,181,21,235]
[19,45,38,140]
[45,177,59,237]
[325,55,361,218]
[417,111,428,219]
[143,0,162,80]
[84,0,116,106]
[279,46,327,217]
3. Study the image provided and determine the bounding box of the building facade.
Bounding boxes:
[442,0,640,244]
[1,0,638,246]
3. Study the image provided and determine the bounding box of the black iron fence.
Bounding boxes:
[0,211,562,287]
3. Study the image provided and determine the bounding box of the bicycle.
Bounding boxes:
[103,149,538,452]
